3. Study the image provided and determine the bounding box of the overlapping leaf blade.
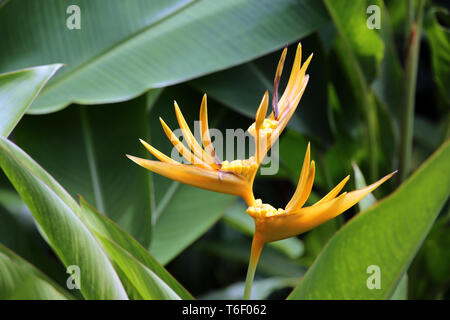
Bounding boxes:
[0,244,71,300]
[424,7,450,106]
[13,97,153,246]
[0,64,62,137]
[0,137,129,299]
[79,197,193,299]
[0,0,329,113]
[289,141,450,299]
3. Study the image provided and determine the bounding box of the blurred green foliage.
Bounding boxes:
[0,0,449,299]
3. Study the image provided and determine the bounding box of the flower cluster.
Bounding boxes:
[127,43,396,298]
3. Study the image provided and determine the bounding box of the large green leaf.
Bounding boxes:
[0,64,62,137]
[352,161,408,299]
[0,0,329,113]
[372,0,403,127]
[0,244,71,300]
[288,140,450,299]
[0,137,128,299]
[0,189,71,290]
[324,0,384,83]
[424,7,450,107]
[13,97,153,246]
[79,197,193,299]
[94,232,180,300]
[150,185,235,265]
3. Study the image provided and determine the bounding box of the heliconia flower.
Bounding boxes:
[127,43,312,207]
[242,143,397,298]
[248,43,312,164]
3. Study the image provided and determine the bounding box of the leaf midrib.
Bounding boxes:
[39,0,199,95]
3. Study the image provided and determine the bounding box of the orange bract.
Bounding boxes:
[247,144,397,243]
[127,42,397,299]
[128,43,312,207]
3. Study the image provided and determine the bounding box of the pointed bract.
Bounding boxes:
[127,155,253,203]
[255,171,397,243]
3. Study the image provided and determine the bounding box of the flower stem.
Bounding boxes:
[398,0,425,184]
[243,234,264,300]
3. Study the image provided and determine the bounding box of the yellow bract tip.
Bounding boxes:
[255,91,269,131]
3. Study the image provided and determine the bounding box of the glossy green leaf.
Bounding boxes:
[0,0,329,113]
[371,1,402,176]
[0,137,128,299]
[0,244,71,300]
[353,160,407,299]
[94,232,180,300]
[150,185,235,265]
[424,7,450,106]
[79,197,193,299]
[389,273,408,300]
[324,0,384,83]
[372,1,403,127]
[13,97,153,246]
[0,64,62,137]
[289,140,450,299]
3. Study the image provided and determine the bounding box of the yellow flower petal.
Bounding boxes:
[263,74,310,156]
[199,94,221,166]
[276,43,302,116]
[173,100,219,169]
[159,117,212,169]
[126,155,253,204]
[255,91,269,164]
[287,160,315,212]
[313,175,350,206]
[255,91,269,131]
[285,143,311,211]
[139,139,179,164]
[255,171,397,243]
[272,47,287,119]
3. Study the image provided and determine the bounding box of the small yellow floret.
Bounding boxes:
[221,157,258,179]
[248,119,279,137]
[246,199,285,218]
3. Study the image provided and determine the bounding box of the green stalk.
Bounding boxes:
[243,235,263,300]
[399,0,425,183]
[405,0,415,50]
[243,260,257,300]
